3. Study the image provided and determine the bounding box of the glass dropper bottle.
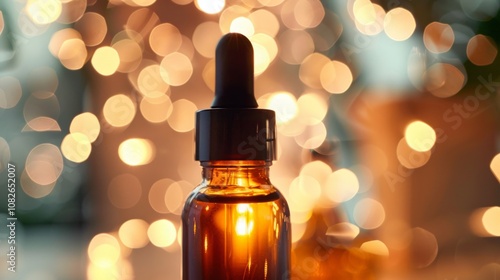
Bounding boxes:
[182,33,291,280]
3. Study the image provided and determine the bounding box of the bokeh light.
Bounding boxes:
[23,91,60,124]
[251,33,277,75]
[353,198,386,230]
[354,3,385,36]
[140,95,173,123]
[423,22,454,54]
[125,8,160,39]
[482,207,500,236]
[113,38,143,73]
[119,219,150,249]
[0,137,10,171]
[280,0,324,30]
[28,67,59,93]
[291,223,307,243]
[467,34,498,66]
[70,112,101,143]
[265,91,298,124]
[288,175,322,212]
[87,233,121,268]
[160,52,193,86]
[102,94,136,128]
[490,153,500,183]
[21,169,57,198]
[26,0,62,25]
[49,28,82,57]
[58,38,87,70]
[25,143,64,186]
[249,9,280,37]
[404,120,436,152]
[424,63,466,98]
[23,116,61,132]
[325,168,360,203]
[326,222,360,243]
[294,122,327,149]
[91,46,120,76]
[294,0,324,29]
[137,64,170,98]
[59,0,87,24]
[360,240,389,257]
[219,5,251,34]
[299,53,330,89]
[397,137,432,169]
[384,8,416,41]
[0,11,4,35]
[278,30,314,65]
[149,178,175,213]
[167,99,197,132]
[172,0,192,5]
[87,259,133,280]
[230,17,254,37]
[352,0,376,25]
[148,219,177,247]
[61,132,92,163]
[408,227,438,268]
[74,12,107,47]
[165,181,189,215]
[118,138,155,166]
[192,21,222,58]
[300,160,332,184]
[296,92,328,125]
[0,76,23,109]
[195,0,225,14]
[149,23,182,56]
[471,206,500,237]
[320,60,353,94]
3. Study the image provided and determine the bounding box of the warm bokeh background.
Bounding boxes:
[0,0,499,279]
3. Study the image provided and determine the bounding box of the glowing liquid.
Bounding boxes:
[182,192,291,280]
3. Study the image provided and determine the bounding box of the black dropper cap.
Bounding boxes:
[195,33,276,161]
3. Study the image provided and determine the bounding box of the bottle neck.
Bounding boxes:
[200,160,271,188]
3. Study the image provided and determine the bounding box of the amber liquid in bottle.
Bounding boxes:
[182,161,291,280]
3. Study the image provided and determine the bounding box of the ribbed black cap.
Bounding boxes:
[195,33,276,161]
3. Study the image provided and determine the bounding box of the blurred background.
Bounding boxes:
[0,0,499,279]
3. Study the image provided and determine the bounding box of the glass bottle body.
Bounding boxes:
[182,161,291,280]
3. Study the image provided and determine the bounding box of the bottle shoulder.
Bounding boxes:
[187,182,288,204]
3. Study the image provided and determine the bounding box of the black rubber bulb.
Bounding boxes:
[211,33,258,108]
